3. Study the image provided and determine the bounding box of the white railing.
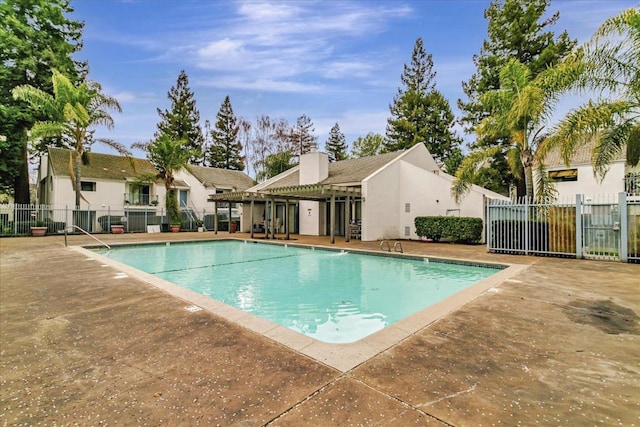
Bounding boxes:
[487,193,638,263]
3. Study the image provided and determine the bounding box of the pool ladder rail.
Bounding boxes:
[380,240,403,253]
[64,225,111,250]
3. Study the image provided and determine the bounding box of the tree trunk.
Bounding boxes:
[524,165,534,201]
[521,147,534,201]
[75,150,82,208]
[14,137,31,204]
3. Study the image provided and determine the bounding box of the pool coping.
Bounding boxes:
[71,238,528,373]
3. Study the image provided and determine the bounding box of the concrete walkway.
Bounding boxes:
[1,232,638,426]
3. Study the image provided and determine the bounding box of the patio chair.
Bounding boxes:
[272,218,282,234]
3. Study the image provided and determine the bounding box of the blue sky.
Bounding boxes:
[72,0,634,159]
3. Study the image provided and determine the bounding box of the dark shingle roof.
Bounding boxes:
[48,147,158,180]
[261,151,405,190]
[188,165,255,191]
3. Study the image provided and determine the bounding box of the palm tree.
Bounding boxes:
[133,134,192,224]
[452,59,558,202]
[546,7,639,177]
[12,69,126,207]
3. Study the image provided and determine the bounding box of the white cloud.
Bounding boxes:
[107,90,158,104]
[200,76,325,93]
[237,1,302,22]
[322,60,375,79]
[197,38,246,60]
[315,110,389,139]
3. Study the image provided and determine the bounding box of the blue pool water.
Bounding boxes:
[96,240,500,343]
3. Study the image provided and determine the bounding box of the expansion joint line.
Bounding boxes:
[263,376,343,425]
[347,375,456,427]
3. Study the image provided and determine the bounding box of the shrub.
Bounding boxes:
[414,216,484,243]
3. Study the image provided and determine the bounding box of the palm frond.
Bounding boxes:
[506,144,522,181]
[95,138,132,156]
[548,99,633,165]
[29,122,66,140]
[534,159,557,204]
[592,120,634,179]
[451,146,502,203]
[131,141,151,151]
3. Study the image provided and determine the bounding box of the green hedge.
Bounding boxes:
[414,216,483,243]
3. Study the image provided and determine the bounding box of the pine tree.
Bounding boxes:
[0,0,85,203]
[289,114,318,158]
[458,0,576,195]
[421,90,463,163]
[324,123,348,162]
[207,96,245,170]
[156,70,204,165]
[384,38,461,163]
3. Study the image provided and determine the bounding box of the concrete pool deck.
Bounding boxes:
[1,232,639,425]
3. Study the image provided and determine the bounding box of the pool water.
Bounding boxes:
[97,240,500,343]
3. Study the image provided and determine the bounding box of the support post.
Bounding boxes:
[270,198,276,239]
[330,194,335,244]
[575,194,582,259]
[619,192,628,262]
[214,202,218,234]
[345,195,350,242]
[285,200,290,240]
[250,199,255,239]
[524,196,529,255]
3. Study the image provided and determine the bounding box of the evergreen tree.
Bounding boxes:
[0,0,85,202]
[384,37,461,163]
[156,70,204,165]
[289,114,318,158]
[458,0,576,195]
[324,123,348,162]
[351,133,385,158]
[207,96,245,171]
[422,90,462,163]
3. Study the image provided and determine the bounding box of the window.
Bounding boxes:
[405,226,410,236]
[549,169,578,182]
[405,203,411,213]
[80,181,96,191]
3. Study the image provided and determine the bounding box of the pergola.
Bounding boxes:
[207,184,361,243]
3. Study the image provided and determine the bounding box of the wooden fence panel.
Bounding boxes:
[548,206,576,254]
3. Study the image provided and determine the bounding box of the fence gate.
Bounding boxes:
[487,193,635,262]
[578,195,621,261]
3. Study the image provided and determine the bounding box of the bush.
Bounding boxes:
[414,216,483,243]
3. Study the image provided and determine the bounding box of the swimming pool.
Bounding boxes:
[95,240,502,343]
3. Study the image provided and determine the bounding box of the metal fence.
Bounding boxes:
[0,204,241,236]
[487,193,640,263]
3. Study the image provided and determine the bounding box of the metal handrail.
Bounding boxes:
[64,225,111,250]
[394,241,404,253]
[380,240,391,252]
